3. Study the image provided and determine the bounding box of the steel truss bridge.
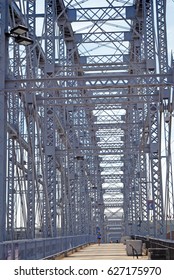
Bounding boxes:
[0,0,174,259]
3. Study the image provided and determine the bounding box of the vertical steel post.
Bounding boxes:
[0,0,7,258]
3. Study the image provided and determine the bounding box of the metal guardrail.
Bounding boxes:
[134,235,174,259]
[0,235,95,260]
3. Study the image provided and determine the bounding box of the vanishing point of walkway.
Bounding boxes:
[57,243,148,260]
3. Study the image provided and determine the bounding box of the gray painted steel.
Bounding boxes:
[0,0,173,259]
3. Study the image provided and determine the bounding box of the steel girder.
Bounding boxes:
[0,1,8,256]
[0,0,173,257]
[156,0,174,239]
[4,0,100,243]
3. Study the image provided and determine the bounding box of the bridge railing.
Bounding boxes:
[0,234,96,260]
[134,235,174,259]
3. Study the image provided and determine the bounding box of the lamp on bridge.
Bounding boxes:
[8,25,33,46]
[15,35,33,46]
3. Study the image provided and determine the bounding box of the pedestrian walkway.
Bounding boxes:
[57,243,148,260]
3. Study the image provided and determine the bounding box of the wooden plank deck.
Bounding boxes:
[56,243,148,260]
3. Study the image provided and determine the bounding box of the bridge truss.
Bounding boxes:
[0,0,174,259]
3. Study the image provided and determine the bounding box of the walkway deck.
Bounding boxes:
[57,243,148,260]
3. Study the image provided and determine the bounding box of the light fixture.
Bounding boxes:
[75,155,84,160]
[8,25,33,46]
[10,25,29,35]
[15,35,33,46]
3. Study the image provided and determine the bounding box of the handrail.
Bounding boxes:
[134,235,174,259]
[0,234,96,260]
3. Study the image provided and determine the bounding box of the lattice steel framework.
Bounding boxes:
[0,0,174,259]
